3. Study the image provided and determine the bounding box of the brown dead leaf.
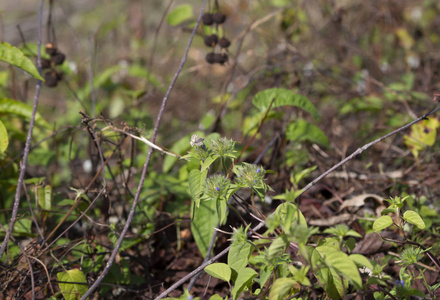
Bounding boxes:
[353,231,402,255]
[308,213,355,226]
[338,193,384,212]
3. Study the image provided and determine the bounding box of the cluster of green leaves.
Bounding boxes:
[183,134,271,257]
[176,88,377,299]
[370,196,440,299]
[187,192,438,300]
[185,88,327,258]
[196,206,374,300]
[373,195,425,233]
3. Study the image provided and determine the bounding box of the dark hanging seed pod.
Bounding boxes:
[44,71,58,87]
[202,13,214,25]
[41,58,51,69]
[218,37,231,48]
[214,53,228,64]
[204,34,218,47]
[213,12,226,24]
[51,52,66,65]
[45,43,57,55]
[56,71,64,81]
[205,52,216,64]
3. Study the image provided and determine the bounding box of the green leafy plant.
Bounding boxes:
[373,196,425,233]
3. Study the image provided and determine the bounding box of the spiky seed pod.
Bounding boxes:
[55,71,64,81]
[41,58,51,69]
[214,53,228,64]
[205,52,216,64]
[44,71,58,87]
[45,43,57,55]
[51,52,66,65]
[202,13,214,25]
[213,12,226,24]
[204,34,218,47]
[218,37,231,48]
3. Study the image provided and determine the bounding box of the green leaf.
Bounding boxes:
[267,235,288,261]
[201,155,217,173]
[56,269,88,300]
[286,119,329,147]
[0,98,51,129]
[128,65,164,92]
[0,42,44,81]
[216,198,228,226]
[293,166,317,185]
[273,202,307,233]
[258,265,274,288]
[188,169,207,207]
[373,215,394,232]
[166,4,193,26]
[191,199,218,258]
[13,218,32,235]
[381,207,398,215]
[268,278,299,300]
[252,88,320,120]
[349,254,374,270]
[163,135,191,173]
[0,120,8,154]
[204,263,231,282]
[339,96,383,115]
[36,185,52,210]
[315,246,362,289]
[228,238,252,272]
[321,268,346,300]
[288,265,311,286]
[231,268,257,300]
[403,210,425,229]
[326,250,362,288]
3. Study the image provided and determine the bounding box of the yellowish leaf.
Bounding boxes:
[403,117,439,159]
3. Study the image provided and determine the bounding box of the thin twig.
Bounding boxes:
[106,125,181,158]
[0,0,45,260]
[297,103,440,198]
